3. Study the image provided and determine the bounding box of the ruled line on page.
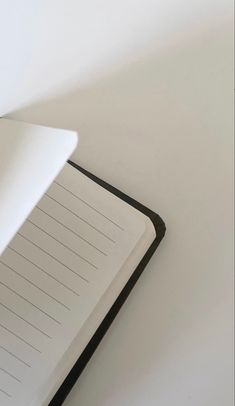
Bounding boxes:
[0,367,21,384]
[0,281,61,325]
[35,206,108,256]
[8,247,80,297]
[17,233,90,283]
[26,220,98,270]
[45,193,116,244]
[0,302,52,339]
[0,345,31,368]
[0,261,70,311]
[0,388,11,398]
[0,323,41,353]
[54,181,125,231]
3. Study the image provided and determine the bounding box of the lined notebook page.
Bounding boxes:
[0,163,148,406]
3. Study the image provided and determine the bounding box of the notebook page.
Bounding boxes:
[0,163,148,406]
[0,118,77,256]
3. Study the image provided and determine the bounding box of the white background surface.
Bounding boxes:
[1,1,234,405]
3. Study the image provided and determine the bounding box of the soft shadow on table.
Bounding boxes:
[8,19,233,406]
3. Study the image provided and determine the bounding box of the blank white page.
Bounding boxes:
[0,163,150,406]
[0,118,77,256]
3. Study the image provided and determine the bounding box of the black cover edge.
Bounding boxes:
[49,162,166,406]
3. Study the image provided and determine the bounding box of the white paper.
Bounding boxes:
[0,163,153,406]
[0,119,78,255]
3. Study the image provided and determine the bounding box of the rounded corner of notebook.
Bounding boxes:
[70,131,79,149]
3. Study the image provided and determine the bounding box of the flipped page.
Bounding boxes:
[0,118,77,255]
[0,163,155,406]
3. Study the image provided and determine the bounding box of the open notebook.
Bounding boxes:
[0,119,165,406]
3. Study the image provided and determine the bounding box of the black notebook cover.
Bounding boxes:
[49,161,166,406]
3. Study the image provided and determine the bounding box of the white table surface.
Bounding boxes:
[2,1,233,405]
